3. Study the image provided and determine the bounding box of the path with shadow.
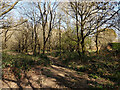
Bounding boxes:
[41,65,88,88]
[2,56,89,88]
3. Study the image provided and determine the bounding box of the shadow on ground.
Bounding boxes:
[2,64,88,88]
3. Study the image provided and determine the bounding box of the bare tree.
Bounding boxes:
[58,14,62,58]
[20,2,40,55]
[0,0,19,17]
[1,16,27,50]
[13,20,32,53]
[63,1,119,57]
[37,2,58,54]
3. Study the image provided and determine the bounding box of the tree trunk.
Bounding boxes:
[77,42,81,56]
[18,40,21,53]
[95,34,99,54]
[81,38,85,56]
[75,2,81,57]
[31,29,34,52]
[43,42,45,54]
[33,25,37,56]
[38,43,40,54]
[95,28,99,54]
[25,36,28,53]
[59,18,61,58]
[33,44,37,55]
[43,27,46,54]
[21,35,24,52]
[80,9,85,56]
[4,30,8,49]
[48,37,51,52]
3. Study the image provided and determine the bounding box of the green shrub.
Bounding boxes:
[78,65,87,72]
[2,52,14,68]
[110,43,120,50]
[37,54,50,66]
[89,74,99,79]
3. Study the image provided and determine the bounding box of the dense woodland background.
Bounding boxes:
[0,0,120,88]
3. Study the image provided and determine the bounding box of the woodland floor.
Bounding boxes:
[2,56,88,88]
[1,50,120,88]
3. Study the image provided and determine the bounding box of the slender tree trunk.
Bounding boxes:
[77,42,81,56]
[81,38,85,56]
[18,40,21,53]
[59,18,61,58]
[4,30,9,49]
[33,44,37,55]
[31,30,34,52]
[48,37,51,52]
[43,27,46,54]
[4,30,8,49]
[96,14,99,54]
[80,9,85,56]
[95,32,99,54]
[21,34,24,52]
[81,24,85,55]
[75,2,81,57]
[38,43,40,54]
[33,25,37,55]
[43,42,45,54]
[25,36,28,53]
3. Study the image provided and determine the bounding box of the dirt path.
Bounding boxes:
[2,54,117,88]
[2,65,88,88]
[2,55,89,88]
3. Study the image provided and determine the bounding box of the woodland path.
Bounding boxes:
[2,55,89,88]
